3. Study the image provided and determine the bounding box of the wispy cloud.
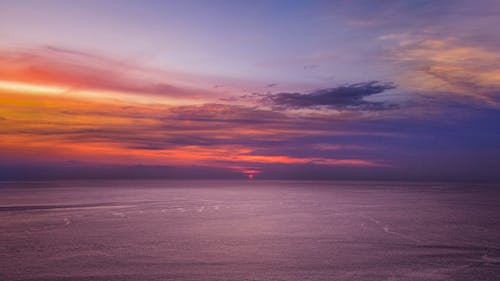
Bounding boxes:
[0,83,390,174]
[1,41,498,179]
[382,36,500,107]
[0,46,220,100]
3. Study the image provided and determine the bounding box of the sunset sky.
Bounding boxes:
[0,0,499,180]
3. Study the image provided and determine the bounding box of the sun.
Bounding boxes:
[235,167,260,180]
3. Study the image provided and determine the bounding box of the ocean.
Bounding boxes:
[1,180,499,280]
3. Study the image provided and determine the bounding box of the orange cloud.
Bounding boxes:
[0,46,393,174]
[0,85,384,171]
[389,38,500,107]
[0,46,226,103]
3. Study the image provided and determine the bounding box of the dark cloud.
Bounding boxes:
[168,103,286,124]
[303,64,319,70]
[12,102,298,150]
[262,81,397,110]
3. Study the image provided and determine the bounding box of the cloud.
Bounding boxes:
[384,36,500,107]
[261,81,397,110]
[168,103,285,124]
[1,86,395,171]
[0,46,211,99]
[303,64,319,70]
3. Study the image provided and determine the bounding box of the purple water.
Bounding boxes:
[1,180,499,280]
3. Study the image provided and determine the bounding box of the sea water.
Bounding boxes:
[1,180,499,280]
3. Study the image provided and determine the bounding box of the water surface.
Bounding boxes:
[1,180,499,280]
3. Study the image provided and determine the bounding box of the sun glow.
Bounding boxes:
[0,80,67,95]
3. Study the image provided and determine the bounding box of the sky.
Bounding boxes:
[0,0,499,181]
